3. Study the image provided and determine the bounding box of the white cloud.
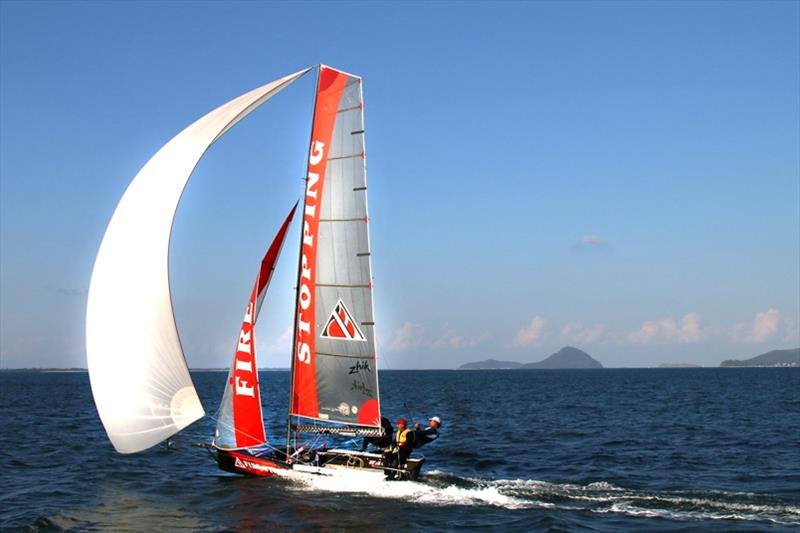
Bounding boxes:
[387,322,488,352]
[389,322,423,351]
[514,315,545,346]
[574,235,609,250]
[747,308,780,343]
[627,313,704,344]
[262,326,293,354]
[561,322,605,344]
[386,308,793,357]
[431,329,490,350]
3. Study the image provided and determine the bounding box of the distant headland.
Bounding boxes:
[459,346,603,370]
[720,348,799,368]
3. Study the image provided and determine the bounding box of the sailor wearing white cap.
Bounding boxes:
[413,416,442,448]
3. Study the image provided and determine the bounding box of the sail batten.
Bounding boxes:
[86,69,309,454]
[315,351,376,359]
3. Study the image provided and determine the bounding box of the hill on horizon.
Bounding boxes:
[523,346,603,369]
[459,346,603,370]
[720,348,799,367]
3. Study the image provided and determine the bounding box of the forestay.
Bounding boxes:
[86,69,310,454]
[291,65,381,430]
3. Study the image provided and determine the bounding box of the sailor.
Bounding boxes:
[383,418,415,477]
[413,416,441,447]
[394,418,415,462]
[360,416,393,452]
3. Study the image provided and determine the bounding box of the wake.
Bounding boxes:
[283,470,800,525]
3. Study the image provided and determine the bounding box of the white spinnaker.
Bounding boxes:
[86,68,310,454]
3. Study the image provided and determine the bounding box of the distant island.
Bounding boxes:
[460,346,603,370]
[720,348,799,368]
[658,363,701,368]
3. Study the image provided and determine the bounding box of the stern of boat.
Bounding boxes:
[315,449,425,481]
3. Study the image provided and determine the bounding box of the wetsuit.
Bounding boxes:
[413,425,439,447]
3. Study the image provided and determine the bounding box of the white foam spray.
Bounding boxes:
[275,469,800,525]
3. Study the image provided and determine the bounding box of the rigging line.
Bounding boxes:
[203,444,218,463]
[161,441,195,456]
[402,401,415,425]
[206,413,325,467]
[343,437,358,447]
[285,425,339,466]
[205,412,284,455]
[161,439,221,465]
[305,432,324,453]
[163,437,214,454]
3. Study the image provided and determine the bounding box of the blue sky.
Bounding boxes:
[1,1,798,369]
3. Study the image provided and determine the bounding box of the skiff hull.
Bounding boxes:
[215,448,425,481]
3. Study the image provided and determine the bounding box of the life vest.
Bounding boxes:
[395,428,413,448]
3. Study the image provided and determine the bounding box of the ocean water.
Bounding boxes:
[1,368,798,531]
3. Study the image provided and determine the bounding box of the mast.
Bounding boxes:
[287,65,322,453]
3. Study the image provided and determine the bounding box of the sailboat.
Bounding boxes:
[86,65,424,481]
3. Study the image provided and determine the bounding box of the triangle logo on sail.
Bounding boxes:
[321,299,366,341]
